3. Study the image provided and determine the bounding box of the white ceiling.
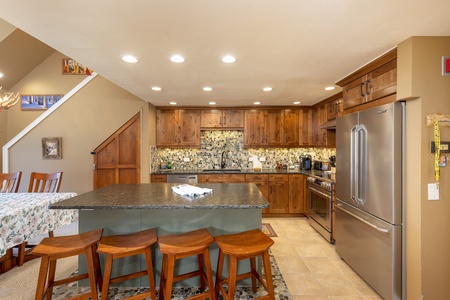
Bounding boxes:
[0,0,449,107]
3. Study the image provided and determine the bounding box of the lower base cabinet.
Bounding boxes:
[268,175,290,214]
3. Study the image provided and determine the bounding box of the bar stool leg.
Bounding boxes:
[197,253,205,290]
[144,248,157,300]
[35,256,49,300]
[85,246,100,300]
[227,255,238,300]
[214,250,224,300]
[262,251,275,300]
[101,255,114,300]
[203,248,215,299]
[250,257,257,293]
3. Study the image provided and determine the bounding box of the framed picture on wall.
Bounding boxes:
[21,94,63,110]
[62,58,90,75]
[42,137,62,160]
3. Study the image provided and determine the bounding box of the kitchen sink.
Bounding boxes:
[202,169,241,173]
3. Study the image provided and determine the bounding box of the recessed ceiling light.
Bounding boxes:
[325,86,335,91]
[0,72,4,78]
[122,55,138,63]
[293,101,301,105]
[262,87,273,92]
[169,102,177,105]
[170,55,185,63]
[209,102,216,105]
[151,87,162,91]
[203,87,213,91]
[254,102,261,105]
[222,55,236,63]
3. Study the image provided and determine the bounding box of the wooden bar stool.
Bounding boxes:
[97,228,158,300]
[214,229,275,300]
[158,228,215,300]
[32,228,103,300]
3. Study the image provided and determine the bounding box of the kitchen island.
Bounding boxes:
[50,183,269,287]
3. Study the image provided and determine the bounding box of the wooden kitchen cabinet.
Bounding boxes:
[201,109,244,129]
[337,48,397,111]
[299,108,313,146]
[327,96,343,120]
[244,109,299,147]
[312,104,335,148]
[198,174,245,183]
[156,109,201,147]
[151,174,167,183]
[288,174,306,214]
[268,174,289,214]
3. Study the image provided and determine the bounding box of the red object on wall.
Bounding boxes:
[443,56,450,75]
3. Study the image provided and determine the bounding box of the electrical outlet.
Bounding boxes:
[259,157,266,161]
[428,183,439,200]
[183,157,190,162]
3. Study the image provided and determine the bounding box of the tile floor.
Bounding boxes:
[264,217,383,300]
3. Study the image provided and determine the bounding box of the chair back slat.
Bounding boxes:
[0,172,22,193]
[28,172,63,193]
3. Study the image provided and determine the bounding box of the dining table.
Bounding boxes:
[0,192,78,272]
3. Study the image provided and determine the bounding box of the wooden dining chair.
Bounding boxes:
[0,171,22,193]
[17,171,64,266]
[28,171,63,193]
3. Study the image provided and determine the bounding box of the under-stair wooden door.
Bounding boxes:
[93,113,140,189]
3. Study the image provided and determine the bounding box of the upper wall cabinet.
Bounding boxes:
[244,109,299,147]
[336,48,397,111]
[200,109,244,129]
[156,109,201,147]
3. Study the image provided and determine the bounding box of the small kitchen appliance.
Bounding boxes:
[300,155,311,170]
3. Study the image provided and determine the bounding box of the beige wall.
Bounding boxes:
[398,37,450,300]
[3,52,155,194]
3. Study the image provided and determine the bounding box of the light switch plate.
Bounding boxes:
[260,157,266,161]
[183,157,190,162]
[428,183,439,200]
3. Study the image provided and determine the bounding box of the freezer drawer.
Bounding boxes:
[335,200,402,300]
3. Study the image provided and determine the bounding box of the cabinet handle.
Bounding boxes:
[220,116,222,125]
[224,117,227,125]
[285,134,287,144]
[360,82,365,97]
[366,79,371,95]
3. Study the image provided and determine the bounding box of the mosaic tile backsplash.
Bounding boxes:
[151,131,336,171]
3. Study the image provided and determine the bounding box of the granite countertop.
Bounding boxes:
[50,183,269,210]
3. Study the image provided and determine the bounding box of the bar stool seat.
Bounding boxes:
[32,228,103,300]
[158,228,215,300]
[214,229,275,300]
[97,228,158,300]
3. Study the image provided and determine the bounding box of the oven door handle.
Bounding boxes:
[336,203,389,234]
[308,185,331,199]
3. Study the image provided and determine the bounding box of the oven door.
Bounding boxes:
[308,183,332,232]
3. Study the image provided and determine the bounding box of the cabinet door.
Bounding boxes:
[223,109,244,128]
[299,109,313,146]
[244,110,265,146]
[269,175,289,214]
[200,174,245,183]
[367,59,397,102]
[245,174,269,212]
[156,110,179,146]
[288,174,305,213]
[284,109,299,146]
[343,76,367,110]
[201,109,222,128]
[327,98,342,120]
[178,110,201,147]
[265,109,284,146]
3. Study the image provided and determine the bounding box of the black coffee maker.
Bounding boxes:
[300,155,312,170]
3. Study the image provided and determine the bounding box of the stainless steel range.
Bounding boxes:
[307,173,335,243]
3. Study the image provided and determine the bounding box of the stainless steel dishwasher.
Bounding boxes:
[166,174,198,184]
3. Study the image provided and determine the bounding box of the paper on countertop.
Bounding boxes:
[171,184,212,198]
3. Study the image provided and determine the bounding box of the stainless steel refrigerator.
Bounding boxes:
[335,101,404,300]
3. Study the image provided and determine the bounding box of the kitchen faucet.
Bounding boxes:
[220,151,226,169]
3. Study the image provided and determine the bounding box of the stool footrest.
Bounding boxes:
[109,270,148,285]
[54,273,89,286]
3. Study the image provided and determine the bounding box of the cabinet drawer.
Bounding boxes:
[151,174,167,183]
[199,174,245,183]
[269,174,289,182]
[245,174,268,182]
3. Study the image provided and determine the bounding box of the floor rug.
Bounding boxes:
[52,250,290,299]
[261,223,277,237]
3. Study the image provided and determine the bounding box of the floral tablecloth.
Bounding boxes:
[0,192,78,257]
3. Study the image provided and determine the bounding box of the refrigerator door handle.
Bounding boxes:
[350,125,358,203]
[356,125,367,206]
[336,203,390,234]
